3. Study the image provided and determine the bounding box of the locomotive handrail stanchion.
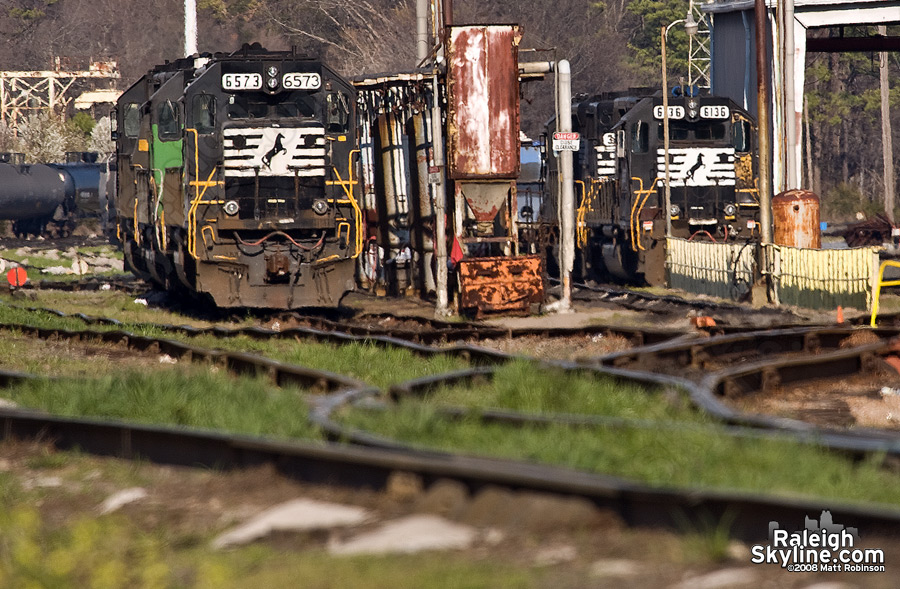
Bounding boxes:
[160,210,166,251]
[633,177,660,252]
[629,176,645,251]
[324,148,364,258]
[575,180,587,248]
[132,196,139,246]
[869,259,900,327]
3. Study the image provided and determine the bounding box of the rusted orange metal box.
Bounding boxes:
[446,25,520,180]
[774,189,821,249]
[457,255,543,315]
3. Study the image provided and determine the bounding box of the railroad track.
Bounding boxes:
[3,303,900,542]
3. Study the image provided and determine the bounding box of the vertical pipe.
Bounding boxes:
[432,74,449,314]
[784,0,797,189]
[662,27,672,238]
[557,60,574,311]
[443,0,452,29]
[880,25,895,223]
[742,11,751,110]
[185,0,198,57]
[755,0,773,244]
[417,0,429,64]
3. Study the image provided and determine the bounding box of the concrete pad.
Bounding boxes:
[328,514,477,556]
[212,499,370,549]
[100,487,147,514]
[669,567,758,589]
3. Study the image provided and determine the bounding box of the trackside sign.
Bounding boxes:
[552,131,580,152]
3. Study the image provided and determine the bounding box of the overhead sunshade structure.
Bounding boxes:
[702,0,900,193]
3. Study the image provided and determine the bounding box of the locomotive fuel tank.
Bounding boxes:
[0,163,68,221]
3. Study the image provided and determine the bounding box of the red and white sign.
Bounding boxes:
[552,131,580,152]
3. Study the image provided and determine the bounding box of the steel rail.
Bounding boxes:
[3,308,900,541]
[4,301,688,358]
[4,404,900,542]
[597,325,900,373]
[311,358,900,460]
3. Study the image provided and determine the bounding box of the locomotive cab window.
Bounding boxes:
[326,91,350,133]
[192,95,216,134]
[695,123,726,141]
[123,103,140,138]
[656,123,694,141]
[631,121,649,153]
[227,92,317,119]
[157,101,180,141]
[733,119,751,153]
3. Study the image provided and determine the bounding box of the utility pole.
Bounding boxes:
[755,0,773,244]
[783,0,798,190]
[880,25,895,223]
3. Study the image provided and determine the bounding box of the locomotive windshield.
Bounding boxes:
[658,121,726,142]
[226,90,319,119]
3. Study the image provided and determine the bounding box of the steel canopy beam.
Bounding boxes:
[807,36,900,53]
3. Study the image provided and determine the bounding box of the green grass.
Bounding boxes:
[190,334,470,389]
[3,368,320,440]
[0,504,538,589]
[0,303,471,388]
[341,405,900,507]
[420,360,685,420]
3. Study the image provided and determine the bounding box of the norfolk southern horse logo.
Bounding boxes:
[262,133,286,169]
[686,153,705,183]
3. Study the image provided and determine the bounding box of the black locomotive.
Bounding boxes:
[541,89,759,285]
[113,44,361,308]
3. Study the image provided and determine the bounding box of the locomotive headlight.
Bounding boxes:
[266,65,278,77]
[687,98,699,119]
[312,199,329,215]
[724,204,737,217]
[266,77,279,89]
[224,200,239,216]
[669,204,681,218]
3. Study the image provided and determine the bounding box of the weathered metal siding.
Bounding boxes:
[710,11,755,112]
[446,25,520,180]
[666,237,757,300]
[766,245,878,310]
[458,255,543,315]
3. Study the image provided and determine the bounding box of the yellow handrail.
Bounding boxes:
[325,149,364,258]
[870,259,900,327]
[629,177,660,252]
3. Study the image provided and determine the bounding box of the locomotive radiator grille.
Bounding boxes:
[656,147,735,187]
[223,126,327,178]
